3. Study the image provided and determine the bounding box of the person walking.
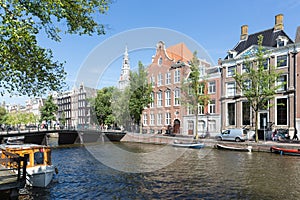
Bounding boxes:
[292,129,298,140]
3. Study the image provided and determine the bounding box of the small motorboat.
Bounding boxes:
[270,146,300,156]
[172,141,204,149]
[216,143,252,152]
[1,144,57,187]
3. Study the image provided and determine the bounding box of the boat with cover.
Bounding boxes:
[0,144,56,187]
[172,140,204,149]
[270,146,300,156]
[216,143,252,152]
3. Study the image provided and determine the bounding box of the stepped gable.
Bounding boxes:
[166,42,193,62]
[233,28,294,56]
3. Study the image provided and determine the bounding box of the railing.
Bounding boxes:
[0,151,28,188]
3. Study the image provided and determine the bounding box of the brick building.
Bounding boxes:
[221,14,300,138]
[142,41,221,137]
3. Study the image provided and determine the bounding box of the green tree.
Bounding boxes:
[181,52,210,140]
[111,87,132,131]
[128,61,152,133]
[0,106,7,124]
[91,86,115,127]
[40,95,58,128]
[0,0,111,96]
[233,35,283,142]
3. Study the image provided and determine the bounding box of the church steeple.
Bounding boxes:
[118,46,131,90]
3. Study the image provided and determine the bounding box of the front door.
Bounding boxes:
[173,119,180,134]
[259,112,268,130]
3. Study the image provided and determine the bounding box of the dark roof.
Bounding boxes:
[231,28,294,56]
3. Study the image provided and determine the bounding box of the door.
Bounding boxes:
[259,113,268,130]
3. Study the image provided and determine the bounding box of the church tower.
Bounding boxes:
[118,46,130,90]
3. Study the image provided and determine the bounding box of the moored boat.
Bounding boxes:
[270,146,300,156]
[0,144,56,187]
[172,141,204,149]
[216,143,252,152]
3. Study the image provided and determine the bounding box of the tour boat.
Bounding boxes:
[1,144,56,187]
[172,141,204,149]
[270,146,300,156]
[216,143,252,152]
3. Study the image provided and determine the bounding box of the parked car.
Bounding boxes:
[216,129,248,142]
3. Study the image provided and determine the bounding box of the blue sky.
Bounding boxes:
[4,0,300,105]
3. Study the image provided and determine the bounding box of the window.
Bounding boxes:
[165,112,171,125]
[208,81,216,94]
[165,90,171,106]
[150,76,155,87]
[263,58,269,70]
[208,99,216,114]
[174,89,180,106]
[157,91,162,107]
[157,113,162,125]
[157,73,163,86]
[198,104,204,115]
[143,114,148,126]
[277,98,287,125]
[165,72,171,85]
[227,66,236,77]
[227,103,236,125]
[150,114,155,125]
[199,83,204,95]
[158,57,163,65]
[174,69,180,83]
[188,105,194,115]
[34,152,44,165]
[208,120,216,132]
[150,92,154,108]
[277,74,287,92]
[226,82,236,97]
[277,55,287,67]
[242,101,250,125]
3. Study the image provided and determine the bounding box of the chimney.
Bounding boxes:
[295,26,300,43]
[240,25,248,40]
[274,14,284,31]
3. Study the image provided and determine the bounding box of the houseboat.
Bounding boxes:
[1,144,56,187]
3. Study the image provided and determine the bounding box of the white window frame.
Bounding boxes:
[143,114,148,126]
[157,91,162,107]
[276,74,287,92]
[208,81,216,94]
[150,114,155,125]
[174,69,180,83]
[226,82,236,97]
[208,99,216,114]
[165,89,171,106]
[165,72,171,85]
[165,112,171,125]
[174,88,180,106]
[227,65,236,77]
[157,73,162,86]
[276,54,288,68]
[157,113,162,125]
[150,92,154,108]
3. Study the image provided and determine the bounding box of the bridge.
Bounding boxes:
[0,129,126,145]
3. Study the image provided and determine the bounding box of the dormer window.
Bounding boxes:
[227,50,237,59]
[276,36,288,47]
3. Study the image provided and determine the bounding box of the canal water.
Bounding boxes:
[26,141,300,200]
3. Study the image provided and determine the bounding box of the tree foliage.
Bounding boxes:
[111,87,132,130]
[233,35,283,142]
[40,95,58,124]
[90,86,115,126]
[128,61,152,131]
[0,106,7,124]
[0,0,111,96]
[181,51,210,140]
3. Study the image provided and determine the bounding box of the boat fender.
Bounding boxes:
[55,167,59,174]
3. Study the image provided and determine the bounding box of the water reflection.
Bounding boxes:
[27,143,300,200]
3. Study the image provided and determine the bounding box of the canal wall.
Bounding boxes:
[121,132,300,153]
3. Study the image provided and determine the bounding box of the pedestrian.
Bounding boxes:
[292,129,298,140]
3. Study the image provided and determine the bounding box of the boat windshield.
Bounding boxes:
[34,152,44,165]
